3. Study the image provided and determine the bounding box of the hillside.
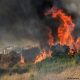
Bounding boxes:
[0,50,80,80]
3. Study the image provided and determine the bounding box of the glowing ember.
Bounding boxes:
[48,28,54,47]
[34,49,52,64]
[20,54,25,64]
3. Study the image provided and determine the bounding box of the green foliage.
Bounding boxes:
[13,51,80,75]
[0,52,80,80]
[34,54,80,73]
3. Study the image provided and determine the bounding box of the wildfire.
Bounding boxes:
[20,54,25,64]
[34,49,52,64]
[45,7,80,55]
[51,9,75,47]
[45,7,75,47]
[34,6,80,64]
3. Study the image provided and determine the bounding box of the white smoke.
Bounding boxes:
[62,0,80,15]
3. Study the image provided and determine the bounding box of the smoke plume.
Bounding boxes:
[0,0,80,48]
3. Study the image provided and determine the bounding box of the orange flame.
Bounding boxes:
[48,28,54,47]
[34,6,80,63]
[45,7,80,55]
[52,9,75,47]
[45,7,75,47]
[20,54,25,64]
[34,49,52,64]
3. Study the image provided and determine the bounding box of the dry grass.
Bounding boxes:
[0,65,80,80]
[29,65,80,80]
[0,73,30,80]
[0,52,80,80]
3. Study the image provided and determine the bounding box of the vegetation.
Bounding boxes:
[0,51,80,80]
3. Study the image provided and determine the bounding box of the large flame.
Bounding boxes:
[34,6,80,64]
[75,37,80,50]
[45,7,80,54]
[34,49,52,64]
[51,8,75,47]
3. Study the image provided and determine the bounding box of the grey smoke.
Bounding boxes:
[0,0,80,48]
[0,0,49,48]
[62,0,80,15]
[62,0,80,38]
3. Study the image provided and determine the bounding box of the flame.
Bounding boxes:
[48,28,54,47]
[51,9,75,47]
[20,54,25,64]
[34,49,52,64]
[45,7,80,55]
[34,6,80,64]
[45,7,75,47]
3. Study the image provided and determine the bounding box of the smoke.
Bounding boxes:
[0,0,80,48]
[0,0,52,48]
[61,0,80,15]
[61,0,80,38]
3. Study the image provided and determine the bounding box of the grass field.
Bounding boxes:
[0,51,80,80]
